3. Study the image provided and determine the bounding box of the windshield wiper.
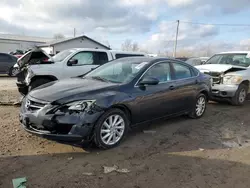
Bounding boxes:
[91,76,109,82]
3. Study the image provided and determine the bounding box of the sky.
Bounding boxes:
[0,0,250,55]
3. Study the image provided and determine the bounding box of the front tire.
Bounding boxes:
[93,108,129,149]
[189,93,207,119]
[231,84,248,106]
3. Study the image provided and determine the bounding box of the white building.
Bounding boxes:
[0,34,51,53]
[38,35,111,54]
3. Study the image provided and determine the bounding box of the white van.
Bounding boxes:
[16,48,146,95]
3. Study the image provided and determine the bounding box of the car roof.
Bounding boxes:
[69,48,146,55]
[218,51,250,54]
[70,48,110,52]
[113,56,184,64]
[109,50,146,55]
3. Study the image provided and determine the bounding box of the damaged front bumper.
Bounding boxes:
[19,97,104,143]
[210,84,239,100]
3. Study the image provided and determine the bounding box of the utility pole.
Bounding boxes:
[173,20,180,58]
[74,28,76,37]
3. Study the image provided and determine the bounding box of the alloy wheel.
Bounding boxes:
[239,88,246,103]
[100,115,125,146]
[195,96,206,117]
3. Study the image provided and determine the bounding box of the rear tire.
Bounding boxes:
[231,84,248,106]
[93,108,129,149]
[189,93,207,119]
[8,67,19,77]
[29,78,52,91]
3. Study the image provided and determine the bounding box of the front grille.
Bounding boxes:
[204,71,222,84]
[25,97,48,112]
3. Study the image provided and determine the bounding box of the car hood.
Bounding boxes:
[29,78,119,102]
[195,64,247,73]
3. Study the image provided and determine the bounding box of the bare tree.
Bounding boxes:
[121,39,132,51]
[176,49,193,57]
[121,39,139,51]
[53,33,65,40]
[132,42,139,52]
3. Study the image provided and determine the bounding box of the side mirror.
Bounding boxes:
[67,59,78,66]
[139,77,159,86]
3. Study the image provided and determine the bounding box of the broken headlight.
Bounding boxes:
[67,100,96,111]
[223,75,243,84]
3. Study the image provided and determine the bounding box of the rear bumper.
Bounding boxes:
[16,82,28,96]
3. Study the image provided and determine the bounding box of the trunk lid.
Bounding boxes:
[17,49,52,69]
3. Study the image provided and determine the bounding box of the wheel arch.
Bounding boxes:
[110,104,132,125]
[30,75,58,83]
[199,89,209,102]
[241,80,250,88]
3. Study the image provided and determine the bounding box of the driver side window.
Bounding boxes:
[69,52,94,65]
[143,62,171,83]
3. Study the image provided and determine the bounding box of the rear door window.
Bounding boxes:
[94,52,109,65]
[172,63,192,80]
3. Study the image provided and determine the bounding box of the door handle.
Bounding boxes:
[169,85,175,90]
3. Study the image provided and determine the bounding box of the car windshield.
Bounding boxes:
[50,49,77,62]
[205,53,250,67]
[84,58,149,83]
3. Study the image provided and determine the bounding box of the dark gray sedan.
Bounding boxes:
[20,57,211,149]
[0,53,18,76]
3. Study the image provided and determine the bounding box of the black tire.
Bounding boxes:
[93,108,129,149]
[8,67,18,77]
[189,93,207,119]
[231,84,248,106]
[29,78,52,91]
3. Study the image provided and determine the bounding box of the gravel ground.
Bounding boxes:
[0,77,21,104]
[1,77,250,187]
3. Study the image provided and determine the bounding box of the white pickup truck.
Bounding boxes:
[16,48,146,95]
[195,51,250,105]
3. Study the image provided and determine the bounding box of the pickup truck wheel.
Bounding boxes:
[29,78,52,91]
[231,84,248,106]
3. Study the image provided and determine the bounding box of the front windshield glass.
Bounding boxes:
[50,49,77,62]
[85,58,149,83]
[206,53,250,67]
